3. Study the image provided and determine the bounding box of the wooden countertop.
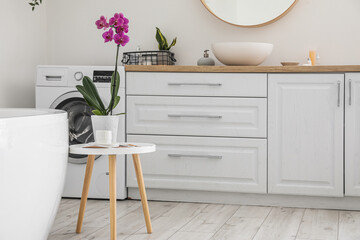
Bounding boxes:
[125,65,360,73]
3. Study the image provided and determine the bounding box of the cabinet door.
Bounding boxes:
[268,74,344,197]
[345,73,360,196]
[127,135,267,193]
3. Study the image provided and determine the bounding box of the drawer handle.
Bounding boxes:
[168,83,222,86]
[168,114,222,119]
[168,154,222,159]
[45,75,62,81]
[337,81,341,107]
[349,79,352,106]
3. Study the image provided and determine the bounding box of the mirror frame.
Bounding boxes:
[200,0,298,28]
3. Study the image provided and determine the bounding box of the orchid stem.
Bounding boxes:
[110,44,120,115]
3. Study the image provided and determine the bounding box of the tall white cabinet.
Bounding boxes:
[345,73,360,196]
[268,74,344,197]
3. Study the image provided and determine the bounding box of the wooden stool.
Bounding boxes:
[69,142,156,240]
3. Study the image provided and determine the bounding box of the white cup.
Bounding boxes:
[95,130,112,145]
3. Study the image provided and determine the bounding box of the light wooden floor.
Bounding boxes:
[49,198,360,240]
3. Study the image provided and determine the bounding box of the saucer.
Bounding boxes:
[281,62,299,66]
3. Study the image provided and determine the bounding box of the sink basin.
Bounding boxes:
[211,42,273,66]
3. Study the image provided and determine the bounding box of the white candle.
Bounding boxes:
[95,130,112,145]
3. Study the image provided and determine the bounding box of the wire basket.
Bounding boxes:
[122,51,176,65]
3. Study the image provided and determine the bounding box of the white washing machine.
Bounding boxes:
[36,65,127,199]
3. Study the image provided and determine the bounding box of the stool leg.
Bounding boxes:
[76,155,95,233]
[109,155,117,240]
[132,154,152,234]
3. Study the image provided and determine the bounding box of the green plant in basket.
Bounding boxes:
[156,27,177,50]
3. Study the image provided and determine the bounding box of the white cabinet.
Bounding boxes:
[268,74,344,197]
[345,73,360,196]
[127,135,267,193]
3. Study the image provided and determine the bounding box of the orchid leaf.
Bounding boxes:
[112,96,121,110]
[82,76,106,111]
[110,71,120,98]
[108,71,120,112]
[106,96,121,115]
[76,86,97,108]
[92,109,103,115]
[76,85,105,114]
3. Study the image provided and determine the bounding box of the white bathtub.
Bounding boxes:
[0,108,68,240]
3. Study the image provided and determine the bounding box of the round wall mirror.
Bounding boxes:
[201,0,298,27]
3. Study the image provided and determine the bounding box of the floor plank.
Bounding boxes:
[179,204,239,233]
[169,231,214,240]
[252,207,304,240]
[338,211,360,240]
[126,202,207,240]
[296,209,339,240]
[212,206,272,240]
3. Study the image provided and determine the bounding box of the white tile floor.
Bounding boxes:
[48,198,360,240]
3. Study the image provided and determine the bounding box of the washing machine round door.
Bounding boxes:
[51,91,98,164]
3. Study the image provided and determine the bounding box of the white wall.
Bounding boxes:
[2,0,360,108]
[0,1,47,108]
[46,0,360,66]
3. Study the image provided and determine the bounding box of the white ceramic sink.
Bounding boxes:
[211,42,273,66]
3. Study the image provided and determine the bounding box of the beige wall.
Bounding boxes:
[0,1,47,108]
[46,0,360,66]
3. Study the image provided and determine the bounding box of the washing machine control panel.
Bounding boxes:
[93,70,113,83]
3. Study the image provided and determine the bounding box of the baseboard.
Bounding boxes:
[128,188,360,210]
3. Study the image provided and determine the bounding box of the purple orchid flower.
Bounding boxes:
[117,24,129,34]
[114,32,130,46]
[109,14,124,27]
[102,28,114,42]
[96,12,130,47]
[95,16,109,29]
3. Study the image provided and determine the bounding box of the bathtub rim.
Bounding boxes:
[0,108,66,119]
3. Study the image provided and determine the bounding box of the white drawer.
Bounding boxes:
[127,96,267,138]
[127,135,267,193]
[126,72,267,97]
[37,66,68,86]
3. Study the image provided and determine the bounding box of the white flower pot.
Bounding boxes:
[91,115,120,144]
